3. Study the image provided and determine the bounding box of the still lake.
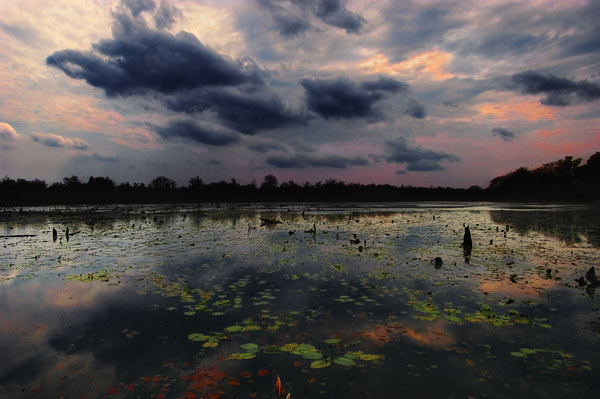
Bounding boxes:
[1,203,599,398]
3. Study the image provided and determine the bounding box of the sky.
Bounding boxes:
[0,0,599,188]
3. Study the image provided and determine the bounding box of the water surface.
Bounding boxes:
[1,203,599,398]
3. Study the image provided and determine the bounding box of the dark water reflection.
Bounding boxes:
[490,207,600,248]
[1,204,599,398]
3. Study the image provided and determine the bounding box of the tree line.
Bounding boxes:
[0,153,598,206]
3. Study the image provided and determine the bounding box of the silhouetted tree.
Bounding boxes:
[150,176,177,190]
[63,175,82,188]
[87,176,115,189]
[1,151,598,206]
[188,176,204,189]
[261,174,278,189]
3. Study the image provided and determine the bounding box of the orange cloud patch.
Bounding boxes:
[360,51,454,80]
[358,322,454,349]
[479,278,558,298]
[403,323,454,349]
[113,127,159,150]
[478,101,555,121]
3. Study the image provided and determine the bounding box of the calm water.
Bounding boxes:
[1,203,599,398]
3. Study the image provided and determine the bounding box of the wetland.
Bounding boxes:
[1,203,599,398]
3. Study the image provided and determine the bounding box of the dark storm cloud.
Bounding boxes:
[273,12,311,36]
[166,89,308,134]
[360,77,408,93]
[405,98,426,119]
[45,4,316,136]
[405,160,448,172]
[46,11,260,97]
[257,0,364,36]
[153,1,182,30]
[153,119,240,146]
[492,127,515,142]
[313,0,365,34]
[508,70,600,106]
[257,0,311,37]
[121,0,156,16]
[301,77,407,119]
[248,141,288,153]
[385,137,460,172]
[266,153,368,168]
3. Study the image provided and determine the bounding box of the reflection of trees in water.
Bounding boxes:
[489,209,600,248]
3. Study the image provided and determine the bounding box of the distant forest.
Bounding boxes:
[1,153,599,206]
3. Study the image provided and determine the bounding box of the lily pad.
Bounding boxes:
[334,357,355,366]
[310,359,331,369]
[240,343,259,351]
[187,333,210,342]
[229,352,256,360]
[302,351,323,359]
[263,345,282,354]
[224,325,243,333]
[345,351,363,359]
[281,343,299,352]
[359,353,382,361]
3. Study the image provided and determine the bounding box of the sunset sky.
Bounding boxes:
[0,0,598,187]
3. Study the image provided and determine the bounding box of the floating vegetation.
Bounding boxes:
[65,270,110,282]
[187,333,210,342]
[310,359,331,369]
[509,348,592,371]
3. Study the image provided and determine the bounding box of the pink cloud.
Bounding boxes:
[478,101,556,121]
[30,132,89,150]
[360,50,455,80]
[112,127,160,150]
[0,122,19,141]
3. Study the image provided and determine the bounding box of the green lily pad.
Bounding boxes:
[324,338,341,345]
[263,345,282,354]
[292,343,316,354]
[229,352,256,360]
[224,325,242,333]
[187,333,210,342]
[359,354,382,361]
[310,359,331,369]
[281,343,299,352]
[240,343,259,351]
[334,357,356,366]
[345,351,363,359]
[302,351,323,359]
